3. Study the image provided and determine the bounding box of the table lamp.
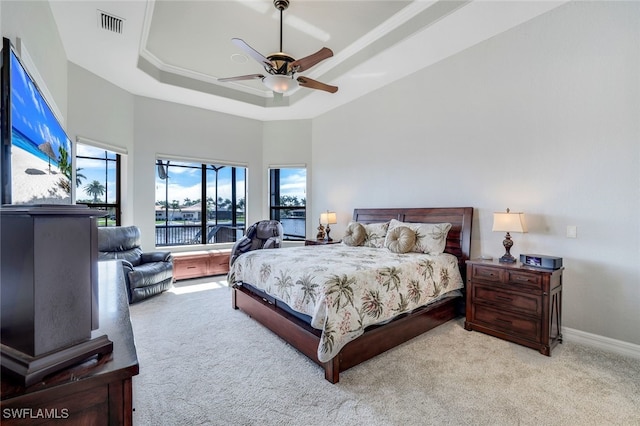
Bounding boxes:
[320,211,337,242]
[492,208,527,263]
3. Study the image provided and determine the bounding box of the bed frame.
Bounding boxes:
[231,207,473,383]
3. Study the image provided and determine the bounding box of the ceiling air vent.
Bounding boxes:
[97,10,124,34]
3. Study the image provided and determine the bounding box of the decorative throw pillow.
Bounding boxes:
[362,222,389,248]
[385,226,416,254]
[388,219,452,255]
[342,222,366,246]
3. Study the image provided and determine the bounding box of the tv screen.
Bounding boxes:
[1,37,72,205]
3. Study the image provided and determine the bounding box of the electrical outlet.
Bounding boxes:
[566,225,577,238]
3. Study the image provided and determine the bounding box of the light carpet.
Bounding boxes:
[129,278,640,426]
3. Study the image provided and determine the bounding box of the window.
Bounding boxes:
[269,167,306,241]
[155,159,246,247]
[75,144,121,226]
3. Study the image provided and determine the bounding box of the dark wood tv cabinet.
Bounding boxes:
[1,261,139,425]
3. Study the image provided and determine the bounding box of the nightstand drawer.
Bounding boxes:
[471,265,502,283]
[473,305,540,342]
[507,270,542,291]
[473,285,542,316]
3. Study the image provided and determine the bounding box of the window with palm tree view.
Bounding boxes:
[155,159,246,247]
[75,143,121,226]
[269,167,306,241]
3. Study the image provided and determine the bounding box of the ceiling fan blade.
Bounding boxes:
[218,74,264,83]
[231,38,275,70]
[297,76,338,94]
[291,47,333,72]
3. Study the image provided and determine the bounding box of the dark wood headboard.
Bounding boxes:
[352,207,474,275]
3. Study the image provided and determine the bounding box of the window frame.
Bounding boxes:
[155,158,246,247]
[269,166,307,241]
[75,143,122,227]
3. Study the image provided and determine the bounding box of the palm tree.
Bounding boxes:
[170,200,180,221]
[84,180,105,203]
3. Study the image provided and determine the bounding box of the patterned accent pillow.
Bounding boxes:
[362,222,389,248]
[388,219,452,255]
[385,226,416,254]
[343,222,366,246]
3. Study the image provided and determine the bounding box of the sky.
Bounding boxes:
[154,164,306,206]
[75,144,118,202]
[75,148,307,206]
[10,48,71,163]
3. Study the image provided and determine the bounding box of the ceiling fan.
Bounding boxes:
[218,0,338,95]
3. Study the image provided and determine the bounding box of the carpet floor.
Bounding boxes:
[129,277,640,426]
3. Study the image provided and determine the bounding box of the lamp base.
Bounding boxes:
[324,224,333,242]
[499,254,517,263]
[499,232,516,263]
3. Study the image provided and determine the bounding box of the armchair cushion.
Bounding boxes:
[128,261,174,289]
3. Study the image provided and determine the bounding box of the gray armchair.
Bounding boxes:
[97,225,173,303]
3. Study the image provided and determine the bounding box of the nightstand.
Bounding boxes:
[304,239,341,246]
[464,260,563,356]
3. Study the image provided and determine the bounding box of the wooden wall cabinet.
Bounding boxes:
[173,250,231,281]
[464,260,563,356]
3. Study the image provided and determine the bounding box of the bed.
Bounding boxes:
[230,207,473,383]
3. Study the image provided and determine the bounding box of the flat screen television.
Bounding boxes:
[1,37,72,205]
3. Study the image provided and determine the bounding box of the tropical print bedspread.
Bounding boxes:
[228,244,463,363]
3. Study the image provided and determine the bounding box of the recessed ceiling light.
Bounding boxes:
[231,53,248,64]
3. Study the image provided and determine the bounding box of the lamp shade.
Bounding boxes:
[320,211,337,225]
[263,74,299,94]
[492,210,527,233]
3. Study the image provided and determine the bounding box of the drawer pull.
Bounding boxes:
[496,296,513,302]
[496,318,512,325]
[187,266,197,269]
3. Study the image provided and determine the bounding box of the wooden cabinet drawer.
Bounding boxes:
[473,285,542,316]
[174,258,209,280]
[507,270,542,290]
[473,304,541,342]
[208,252,231,275]
[472,265,502,283]
[173,250,231,281]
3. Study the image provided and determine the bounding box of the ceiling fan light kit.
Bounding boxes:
[263,74,299,94]
[218,0,338,96]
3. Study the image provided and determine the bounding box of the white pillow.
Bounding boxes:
[388,219,452,255]
[361,222,389,248]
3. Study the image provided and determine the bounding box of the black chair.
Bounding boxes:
[97,226,173,303]
[229,220,284,267]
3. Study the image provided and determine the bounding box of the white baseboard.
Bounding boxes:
[563,327,640,360]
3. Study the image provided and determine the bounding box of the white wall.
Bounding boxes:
[1,1,67,124]
[312,1,640,345]
[67,63,135,223]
